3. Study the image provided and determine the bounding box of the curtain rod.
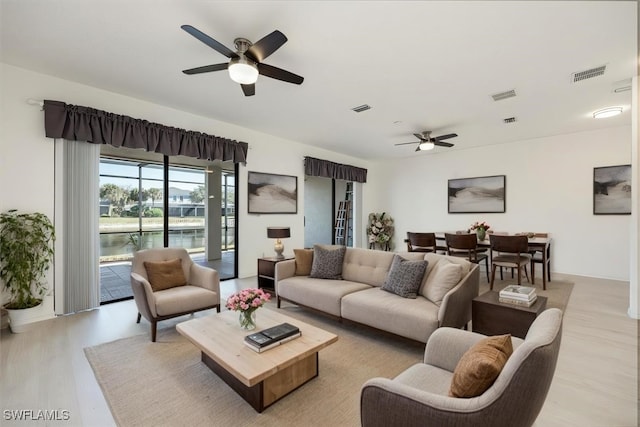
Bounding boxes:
[27,98,44,109]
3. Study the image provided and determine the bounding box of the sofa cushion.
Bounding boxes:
[449,334,513,398]
[342,247,396,287]
[144,258,187,292]
[381,255,428,299]
[341,288,440,343]
[310,244,346,279]
[278,276,371,316]
[421,258,463,305]
[294,248,314,276]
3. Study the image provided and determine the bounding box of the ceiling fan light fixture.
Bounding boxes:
[593,107,623,119]
[228,57,258,84]
[418,141,435,151]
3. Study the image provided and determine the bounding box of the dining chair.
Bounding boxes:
[519,232,550,290]
[489,234,531,289]
[405,232,439,253]
[445,233,489,281]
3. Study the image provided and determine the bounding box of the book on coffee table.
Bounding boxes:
[244,323,301,353]
[499,285,536,299]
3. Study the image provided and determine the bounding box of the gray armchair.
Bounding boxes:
[360,308,563,427]
[130,248,220,341]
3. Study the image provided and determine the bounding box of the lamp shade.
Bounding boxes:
[267,227,290,239]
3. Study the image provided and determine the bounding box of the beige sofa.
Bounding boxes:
[275,247,479,343]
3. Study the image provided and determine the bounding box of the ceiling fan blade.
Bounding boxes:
[394,141,420,146]
[241,83,255,96]
[413,133,426,141]
[434,141,455,147]
[245,30,287,63]
[435,133,458,140]
[257,63,304,85]
[181,25,238,59]
[182,63,229,75]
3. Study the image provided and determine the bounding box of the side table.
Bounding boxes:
[257,257,293,294]
[472,291,548,339]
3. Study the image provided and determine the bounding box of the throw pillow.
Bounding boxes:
[309,244,346,279]
[381,254,428,299]
[294,248,314,276]
[449,334,514,398]
[144,258,187,292]
[422,259,463,305]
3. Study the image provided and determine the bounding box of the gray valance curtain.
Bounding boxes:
[304,156,367,183]
[43,100,249,163]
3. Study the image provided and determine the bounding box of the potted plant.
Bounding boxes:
[0,209,55,332]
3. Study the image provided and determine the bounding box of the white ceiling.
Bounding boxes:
[1,1,637,160]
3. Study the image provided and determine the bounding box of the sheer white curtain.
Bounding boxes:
[55,139,100,314]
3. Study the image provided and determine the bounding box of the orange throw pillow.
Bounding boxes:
[144,258,187,292]
[449,334,513,398]
[294,249,314,276]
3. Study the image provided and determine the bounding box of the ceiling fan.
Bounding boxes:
[180,25,304,96]
[395,131,458,151]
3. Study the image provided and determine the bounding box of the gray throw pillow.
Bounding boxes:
[382,254,428,299]
[309,244,346,279]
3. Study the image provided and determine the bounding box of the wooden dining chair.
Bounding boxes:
[405,232,438,253]
[489,234,532,289]
[445,233,489,281]
[520,232,550,290]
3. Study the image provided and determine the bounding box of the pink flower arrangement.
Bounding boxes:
[225,288,271,313]
[469,221,491,232]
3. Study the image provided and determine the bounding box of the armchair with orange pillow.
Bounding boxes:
[130,247,220,341]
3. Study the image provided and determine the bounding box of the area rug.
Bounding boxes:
[85,280,573,427]
[84,306,424,427]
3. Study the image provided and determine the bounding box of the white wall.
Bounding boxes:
[0,63,372,318]
[370,126,631,280]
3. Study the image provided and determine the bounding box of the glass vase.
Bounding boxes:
[476,229,486,241]
[239,310,257,330]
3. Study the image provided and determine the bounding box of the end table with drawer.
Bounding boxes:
[257,257,294,294]
[472,290,548,339]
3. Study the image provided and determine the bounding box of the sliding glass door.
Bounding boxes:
[98,154,237,304]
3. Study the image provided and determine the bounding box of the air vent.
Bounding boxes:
[503,117,517,124]
[571,65,606,83]
[351,104,371,113]
[491,89,516,101]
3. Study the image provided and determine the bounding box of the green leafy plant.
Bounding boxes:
[0,210,55,309]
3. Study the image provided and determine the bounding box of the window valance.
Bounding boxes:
[43,100,249,164]
[304,156,367,183]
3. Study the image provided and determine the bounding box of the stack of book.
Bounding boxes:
[244,322,301,353]
[499,285,537,307]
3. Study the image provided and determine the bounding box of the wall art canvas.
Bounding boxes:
[248,171,298,214]
[593,164,631,215]
[448,175,506,213]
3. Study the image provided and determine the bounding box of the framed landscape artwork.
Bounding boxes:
[593,164,631,215]
[248,171,298,214]
[448,175,506,213]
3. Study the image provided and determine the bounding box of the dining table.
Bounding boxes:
[434,232,552,288]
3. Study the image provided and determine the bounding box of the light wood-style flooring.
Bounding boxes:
[1,274,637,427]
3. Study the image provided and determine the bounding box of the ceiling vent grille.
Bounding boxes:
[351,104,371,113]
[503,117,517,124]
[571,65,606,83]
[491,89,516,101]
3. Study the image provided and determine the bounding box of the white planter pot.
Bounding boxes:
[5,303,45,333]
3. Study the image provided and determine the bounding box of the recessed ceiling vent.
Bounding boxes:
[491,89,516,101]
[503,117,517,124]
[571,65,606,83]
[351,104,371,113]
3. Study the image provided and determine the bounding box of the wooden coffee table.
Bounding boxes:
[176,308,338,412]
[472,290,547,339]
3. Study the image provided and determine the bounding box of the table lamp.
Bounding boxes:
[267,227,290,259]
